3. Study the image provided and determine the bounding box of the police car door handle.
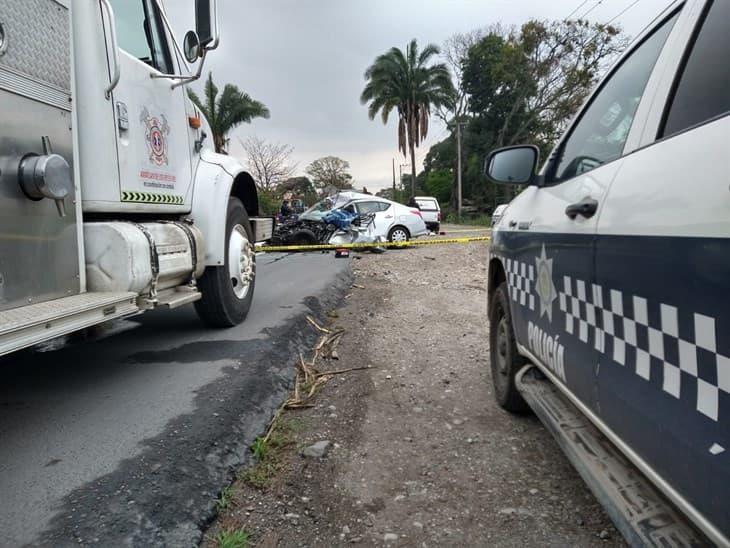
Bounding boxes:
[565,198,598,220]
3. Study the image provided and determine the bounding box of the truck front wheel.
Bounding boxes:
[489,282,529,413]
[195,198,256,327]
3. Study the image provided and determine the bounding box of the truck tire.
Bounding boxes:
[195,198,256,327]
[388,226,410,243]
[489,281,530,413]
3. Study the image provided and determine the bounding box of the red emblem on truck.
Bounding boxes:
[140,108,170,166]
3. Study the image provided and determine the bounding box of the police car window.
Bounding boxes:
[661,0,730,138]
[110,0,173,74]
[551,13,677,182]
[377,202,392,212]
[343,204,357,214]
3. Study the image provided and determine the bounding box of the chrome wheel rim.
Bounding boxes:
[228,224,254,299]
[391,229,408,242]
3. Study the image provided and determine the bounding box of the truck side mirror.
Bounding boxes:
[195,0,219,49]
[484,145,539,185]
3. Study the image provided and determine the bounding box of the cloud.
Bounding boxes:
[167,0,672,189]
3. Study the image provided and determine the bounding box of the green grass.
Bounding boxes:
[445,213,492,226]
[216,528,250,548]
[250,437,268,461]
[216,485,234,511]
[239,418,300,489]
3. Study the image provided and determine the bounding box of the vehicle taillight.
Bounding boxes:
[437,211,441,221]
[411,209,422,218]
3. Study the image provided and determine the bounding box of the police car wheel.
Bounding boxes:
[489,282,529,413]
[195,198,256,328]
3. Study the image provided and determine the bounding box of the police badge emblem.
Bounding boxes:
[535,244,557,322]
[140,107,170,166]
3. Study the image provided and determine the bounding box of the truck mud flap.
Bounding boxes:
[515,365,710,548]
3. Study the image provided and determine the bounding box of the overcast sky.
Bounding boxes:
[168,0,672,192]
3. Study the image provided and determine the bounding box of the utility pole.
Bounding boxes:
[456,122,463,221]
[392,158,396,199]
[399,164,409,186]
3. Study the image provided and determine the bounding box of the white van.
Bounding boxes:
[413,196,441,232]
[485,1,729,545]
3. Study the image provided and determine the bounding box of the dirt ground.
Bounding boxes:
[204,227,625,547]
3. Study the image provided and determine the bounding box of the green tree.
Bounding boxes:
[305,156,353,195]
[425,169,452,204]
[360,39,455,198]
[188,73,270,154]
[277,176,318,206]
[463,20,628,156]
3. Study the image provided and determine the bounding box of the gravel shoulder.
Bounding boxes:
[206,227,625,547]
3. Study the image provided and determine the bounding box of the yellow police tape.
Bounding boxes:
[258,236,491,253]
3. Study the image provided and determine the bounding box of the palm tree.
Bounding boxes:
[188,73,270,154]
[361,39,455,197]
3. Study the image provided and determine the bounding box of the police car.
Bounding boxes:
[485,1,728,546]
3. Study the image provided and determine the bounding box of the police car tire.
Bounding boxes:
[489,282,530,413]
[194,198,256,328]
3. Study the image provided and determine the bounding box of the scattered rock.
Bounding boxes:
[413,521,424,530]
[301,441,331,459]
[599,529,611,540]
[342,525,350,534]
[384,533,398,542]
[529,488,539,495]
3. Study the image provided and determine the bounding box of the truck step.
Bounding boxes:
[155,287,202,309]
[515,366,709,548]
[0,292,139,357]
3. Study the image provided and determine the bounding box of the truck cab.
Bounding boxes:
[0,0,272,357]
[485,0,729,545]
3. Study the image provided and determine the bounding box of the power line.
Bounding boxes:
[579,0,607,19]
[584,0,643,46]
[604,0,643,25]
[565,0,591,20]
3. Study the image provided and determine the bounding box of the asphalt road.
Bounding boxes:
[0,252,350,547]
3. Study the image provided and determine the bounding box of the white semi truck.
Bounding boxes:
[0,0,273,357]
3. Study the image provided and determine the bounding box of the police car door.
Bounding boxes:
[593,1,730,541]
[502,17,677,411]
[106,0,192,208]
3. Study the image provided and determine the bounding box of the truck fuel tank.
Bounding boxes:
[84,222,205,296]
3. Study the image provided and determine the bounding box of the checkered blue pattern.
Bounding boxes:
[558,277,729,422]
[506,259,535,312]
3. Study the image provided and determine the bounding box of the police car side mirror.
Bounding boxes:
[484,145,539,185]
